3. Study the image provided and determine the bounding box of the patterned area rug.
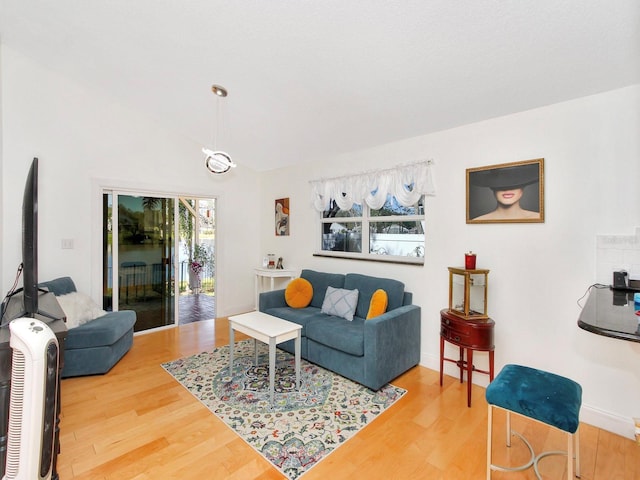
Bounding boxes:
[162,339,406,479]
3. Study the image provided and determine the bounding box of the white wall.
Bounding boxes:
[260,84,640,438]
[596,227,640,283]
[0,44,4,286]
[0,45,261,317]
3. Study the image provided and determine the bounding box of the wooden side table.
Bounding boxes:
[439,308,495,407]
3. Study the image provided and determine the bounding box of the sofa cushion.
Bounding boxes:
[320,286,359,321]
[64,310,137,350]
[344,273,405,319]
[366,289,388,319]
[285,278,313,308]
[300,269,345,308]
[306,316,365,356]
[262,306,326,336]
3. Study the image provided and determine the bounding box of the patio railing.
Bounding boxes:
[108,260,215,302]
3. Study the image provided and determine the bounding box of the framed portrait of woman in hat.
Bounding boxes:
[466,158,544,224]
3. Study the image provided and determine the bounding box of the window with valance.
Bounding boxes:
[311,161,436,263]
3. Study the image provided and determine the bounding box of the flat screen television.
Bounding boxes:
[0,157,59,323]
[22,157,39,316]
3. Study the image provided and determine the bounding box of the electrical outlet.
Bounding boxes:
[61,238,74,249]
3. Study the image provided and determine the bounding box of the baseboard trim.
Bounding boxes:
[580,403,636,440]
[421,353,439,374]
[421,352,492,387]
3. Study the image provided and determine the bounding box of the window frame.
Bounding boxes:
[316,196,425,265]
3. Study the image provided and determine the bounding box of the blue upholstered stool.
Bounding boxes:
[486,364,582,479]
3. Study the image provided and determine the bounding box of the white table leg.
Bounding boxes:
[255,274,259,310]
[229,324,235,375]
[270,276,275,291]
[295,331,301,389]
[269,337,276,404]
[254,339,258,365]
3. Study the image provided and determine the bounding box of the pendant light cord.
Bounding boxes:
[214,95,220,149]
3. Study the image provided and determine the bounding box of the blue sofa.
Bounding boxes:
[259,269,421,390]
[39,277,137,378]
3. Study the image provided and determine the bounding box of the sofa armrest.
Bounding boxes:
[259,289,287,312]
[363,304,421,390]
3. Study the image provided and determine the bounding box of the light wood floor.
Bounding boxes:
[57,319,639,479]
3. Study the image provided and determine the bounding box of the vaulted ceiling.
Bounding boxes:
[1,1,639,171]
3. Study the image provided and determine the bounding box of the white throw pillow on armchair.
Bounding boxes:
[56,292,106,329]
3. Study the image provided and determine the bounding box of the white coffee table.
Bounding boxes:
[228,311,302,404]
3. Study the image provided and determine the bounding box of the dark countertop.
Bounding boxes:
[578,286,640,343]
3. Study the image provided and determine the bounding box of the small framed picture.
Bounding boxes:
[275,198,290,236]
[466,158,544,224]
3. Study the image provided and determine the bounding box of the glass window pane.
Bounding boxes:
[316,191,425,262]
[370,194,424,217]
[321,221,362,252]
[370,221,424,257]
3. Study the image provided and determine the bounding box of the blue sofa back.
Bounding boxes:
[344,273,406,318]
[300,269,345,308]
[39,276,77,296]
[299,269,409,318]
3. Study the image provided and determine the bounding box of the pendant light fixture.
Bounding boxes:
[204,84,237,174]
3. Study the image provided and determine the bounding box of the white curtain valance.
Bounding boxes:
[310,160,436,212]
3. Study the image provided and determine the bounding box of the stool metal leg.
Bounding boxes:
[532,427,580,478]
[575,426,581,478]
[487,406,534,479]
[488,406,581,479]
[567,429,574,479]
[487,404,493,480]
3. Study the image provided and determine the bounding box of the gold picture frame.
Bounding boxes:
[466,158,544,224]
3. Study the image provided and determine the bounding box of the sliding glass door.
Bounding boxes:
[103,193,176,332]
[176,198,217,324]
[103,192,217,331]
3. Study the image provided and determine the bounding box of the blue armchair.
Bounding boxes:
[39,277,136,378]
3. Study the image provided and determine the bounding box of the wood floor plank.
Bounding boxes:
[624,434,640,479]
[56,318,640,479]
[593,429,629,480]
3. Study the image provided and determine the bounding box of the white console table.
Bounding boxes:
[255,267,297,309]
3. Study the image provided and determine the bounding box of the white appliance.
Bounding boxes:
[3,318,59,480]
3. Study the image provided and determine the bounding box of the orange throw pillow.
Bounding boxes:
[285,278,313,308]
[366,289,388,319]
